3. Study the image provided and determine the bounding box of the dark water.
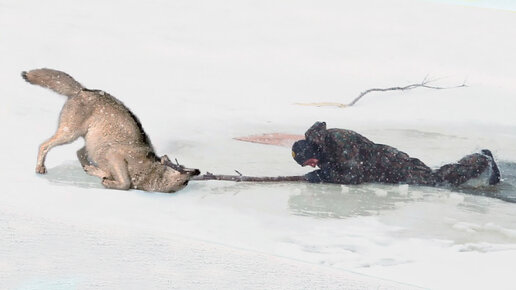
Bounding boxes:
[43,161,516,205]
[288,162,516,219]
[454,162,516,203]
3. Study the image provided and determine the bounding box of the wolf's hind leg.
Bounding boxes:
[83,165,111,179]
[36,128,81,174]
[101,154,131,190]
[37,98,88,174]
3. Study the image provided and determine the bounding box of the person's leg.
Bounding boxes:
[434,151,499,186]
[481,149,501,185]
[403,158,436,186]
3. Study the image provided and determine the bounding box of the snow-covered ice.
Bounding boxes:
[1,0,516,289]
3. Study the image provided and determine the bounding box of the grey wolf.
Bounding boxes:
[22,68,199,192]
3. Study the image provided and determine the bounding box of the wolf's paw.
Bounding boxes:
[84,165,109,179]
[36,165,47,174]
[102,179,131,190]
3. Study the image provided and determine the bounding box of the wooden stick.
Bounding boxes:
[162,158,200,176]
[168,158,306,182]
[191,173,307,182]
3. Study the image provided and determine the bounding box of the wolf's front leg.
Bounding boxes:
[77,147,111,180]
[77,147,91,168]
[101,154,131,190]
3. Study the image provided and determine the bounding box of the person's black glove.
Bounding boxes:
[305,170,324,183]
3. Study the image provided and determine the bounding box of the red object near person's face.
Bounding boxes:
[302,158,319,167]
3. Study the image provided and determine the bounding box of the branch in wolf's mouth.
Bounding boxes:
[163,159,200,176]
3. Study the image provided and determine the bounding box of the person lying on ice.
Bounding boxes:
[291,122,501,186]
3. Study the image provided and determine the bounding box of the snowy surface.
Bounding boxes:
[1,0,516,289]
[424,0,516,11]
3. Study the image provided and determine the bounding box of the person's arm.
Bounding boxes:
[304,165,362,184]
[304,126,369,184]
[304,170,325,183]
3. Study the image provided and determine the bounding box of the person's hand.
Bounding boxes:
[305,170,324,183]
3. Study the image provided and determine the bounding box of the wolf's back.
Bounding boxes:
[22,68,84,98]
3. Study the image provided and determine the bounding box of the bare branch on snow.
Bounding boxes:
[296,77,467,108]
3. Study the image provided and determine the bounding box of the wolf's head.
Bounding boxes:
[146,155,200,193]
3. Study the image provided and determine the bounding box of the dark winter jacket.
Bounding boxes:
[297,122,496,186]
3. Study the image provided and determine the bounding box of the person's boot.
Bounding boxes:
[481,149,501,185]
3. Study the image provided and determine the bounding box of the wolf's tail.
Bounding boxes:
[21,68,84,98]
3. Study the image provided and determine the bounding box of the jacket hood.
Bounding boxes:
[305,121,328,146]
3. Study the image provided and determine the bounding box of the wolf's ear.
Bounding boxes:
[160,155,171,165]
[305,121,327,145]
